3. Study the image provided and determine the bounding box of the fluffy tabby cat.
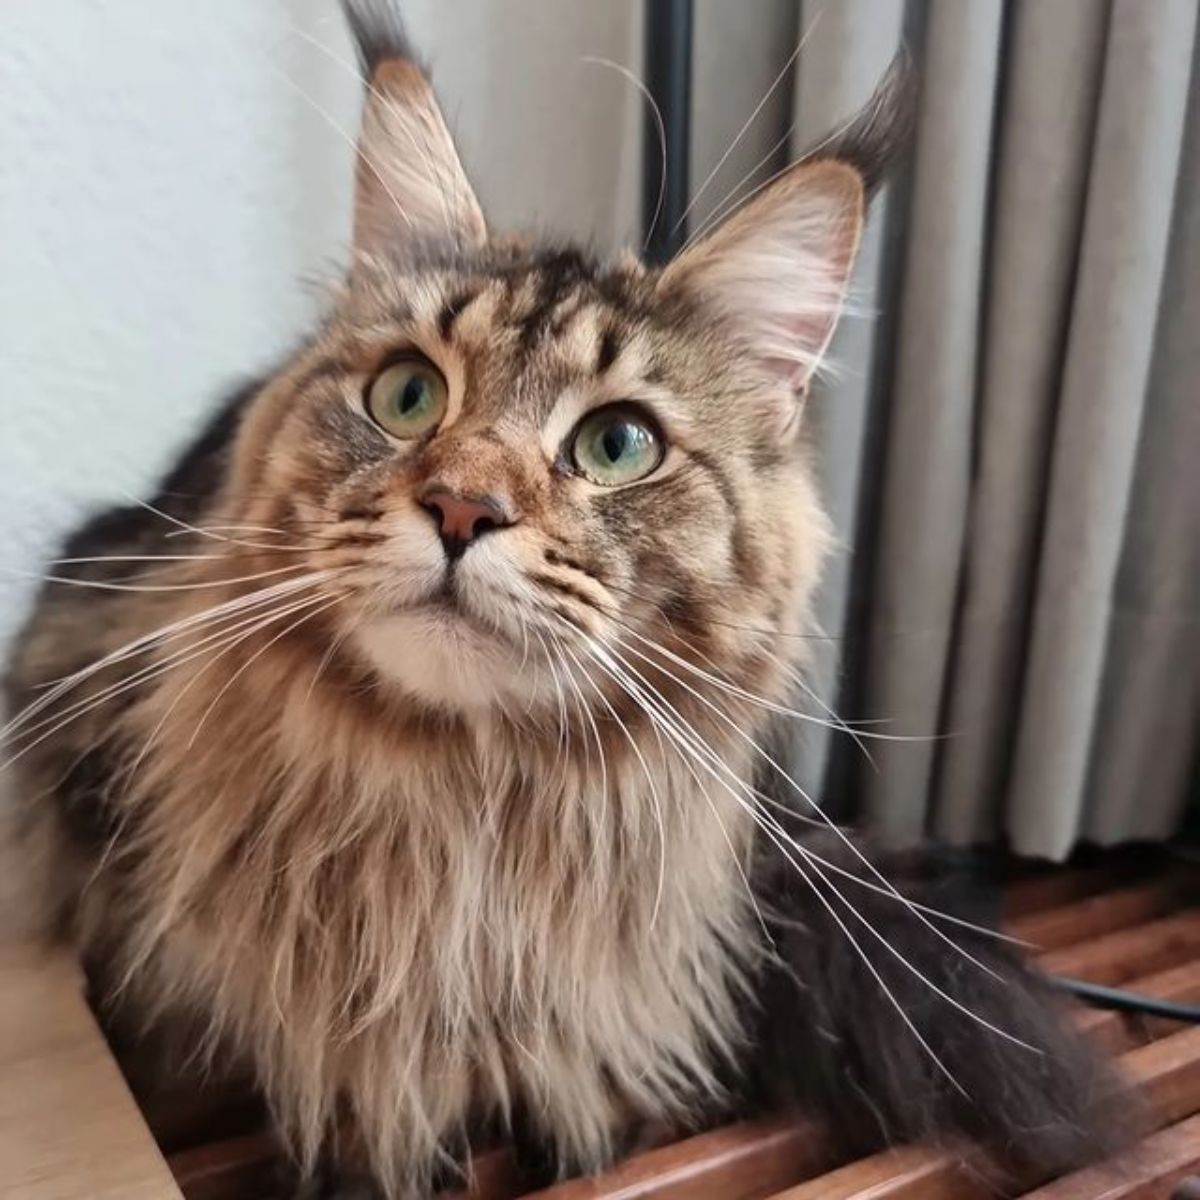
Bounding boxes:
[2,4,1125,1196]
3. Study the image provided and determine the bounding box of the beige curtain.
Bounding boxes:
[672,0,1200,858]
[774,0,1199,859]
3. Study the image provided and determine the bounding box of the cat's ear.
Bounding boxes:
[342,1,486,256]
[658,59,911,409]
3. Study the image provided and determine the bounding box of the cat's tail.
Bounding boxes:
[745,829,1136,1183]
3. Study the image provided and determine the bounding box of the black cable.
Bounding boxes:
[1051,975,1200,1024]
[642,0,694,263]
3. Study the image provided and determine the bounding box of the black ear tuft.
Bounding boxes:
[800,50,917,199]
[340,0,422,76]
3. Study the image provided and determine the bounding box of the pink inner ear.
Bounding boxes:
[661,160,865,397]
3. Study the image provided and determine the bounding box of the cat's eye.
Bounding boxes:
[365,357,449,439]
[570,405,664,486]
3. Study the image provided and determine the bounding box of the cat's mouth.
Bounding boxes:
[409,591,497,639]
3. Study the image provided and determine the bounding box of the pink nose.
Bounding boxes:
[419,486,510,557]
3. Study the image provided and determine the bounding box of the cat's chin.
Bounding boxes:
[353,605,540,715]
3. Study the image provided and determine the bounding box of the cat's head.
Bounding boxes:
[218,3,908,719]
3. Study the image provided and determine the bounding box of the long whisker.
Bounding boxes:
[3,572,341,737]
[791,843,1039,1051]
[759,644,877,768]
[2,585,340,763]
[565,620,1020,947]
[570,638,769,940]
[116,490,302,551]
[617,619,935,744]
[683,118,797,246]
[84,591,342,895]
[608,634,1004,984]
[182,594,344,753]
[686,78,895,249]
[673,18,818,235]
[558,641,668,930]
[570,629,970,1089]
[164,523,295,541]
[581,56,666,253]
[774,838,970,1097]
[575,633,1020,1071]
[547,628,605,804]
[264,61,414,235]
[2,562,315,595]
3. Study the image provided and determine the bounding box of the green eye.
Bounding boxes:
[365,358,448,439]
[570,405,664,486]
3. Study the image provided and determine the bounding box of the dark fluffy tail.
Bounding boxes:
[743,831,1135,1182]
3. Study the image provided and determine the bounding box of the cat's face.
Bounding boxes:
[218,56,870,718]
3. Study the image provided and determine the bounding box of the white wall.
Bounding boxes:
[0,0,643,651]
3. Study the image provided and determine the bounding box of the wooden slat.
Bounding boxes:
[1074,959,1200,1055]
[1016,1112,1200,1199]
[167,1131,280,1200]
[757,1001,1200,1200]
[0,943,182,1200]
[1126,1025,1200,1126]
[1003,865,1136,920]
[1038,910,1200,985]
[520,1119,838,1200]
[1011,881,1183,951]
[764,1144,991,1200]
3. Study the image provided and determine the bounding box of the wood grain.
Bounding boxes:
[1012,881,1184,951]
[1125,1025,1200,1126]
[1039,910,1200,985]
[1017,1113,1200,1199]
[763,1143,992,1200]
[1074,959,1200,1056]
[0,943,182,1200]
[520,1119,838,1200]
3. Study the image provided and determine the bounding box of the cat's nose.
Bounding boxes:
[418,485,512,559]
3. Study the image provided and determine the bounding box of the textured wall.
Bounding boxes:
[0,0,641,651]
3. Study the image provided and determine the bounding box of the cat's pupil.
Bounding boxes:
[602,423,630,463]
[400,376,427,414]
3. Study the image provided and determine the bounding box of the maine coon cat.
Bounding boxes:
[2,3,1124,1196]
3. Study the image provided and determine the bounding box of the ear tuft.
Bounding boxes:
[340,0,419,75]
[798,49,917,198]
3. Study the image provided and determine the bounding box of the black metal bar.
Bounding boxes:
[642,0,694,263]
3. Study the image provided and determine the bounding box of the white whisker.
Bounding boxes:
[183,594,344,753]
[673,18,818,235]
[558,642,668,930]
[582,56,666,253]
[3,562,313,595]
[2,572,341,740]
[609,634,1005,984]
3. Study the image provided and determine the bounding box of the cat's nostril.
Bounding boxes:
[419,485,511,556]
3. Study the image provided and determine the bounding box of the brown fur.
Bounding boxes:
[2,8,1123,1197]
